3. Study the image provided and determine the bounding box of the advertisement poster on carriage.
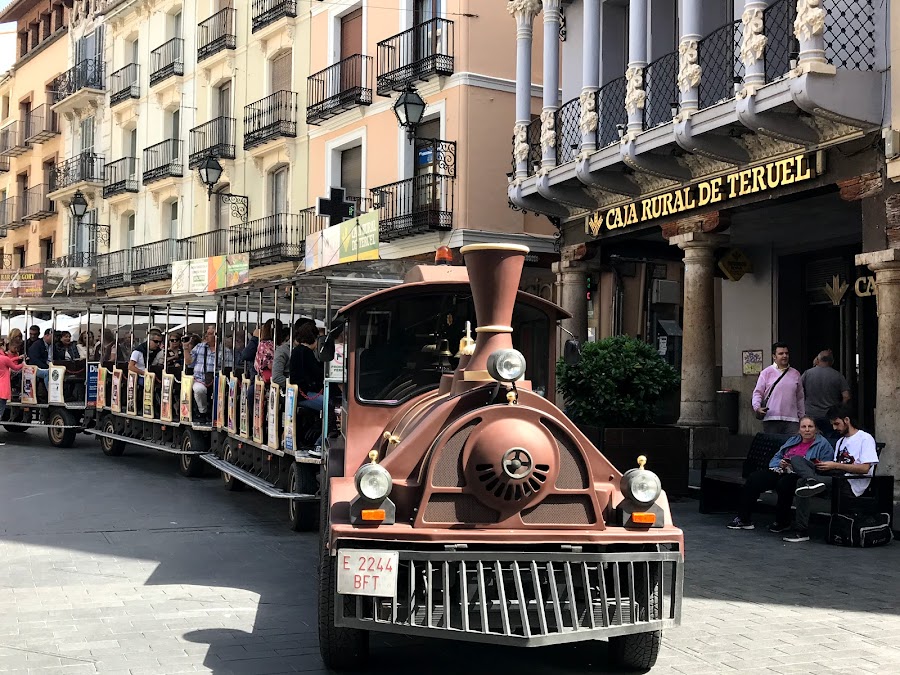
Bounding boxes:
[96,366,107,409]
[160,373,174,422]
[21,365,36,404]
[125,372,137,415]
[142,372,155,419]
[48,366,65,404]
[87,363,99,408]
[227,375,238,434]
[179,375,192,423]
[267,383,280,450]
[283,384,297,453]
[253,379,264,445]
[329,342,345,381]
[111,369,122,412]
[239,377,250,438]
[216,373,227,429]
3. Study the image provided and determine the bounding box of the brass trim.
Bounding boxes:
[459,243,530,254]
[475,325,513,333]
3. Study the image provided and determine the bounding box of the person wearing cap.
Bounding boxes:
[129,329,163,383]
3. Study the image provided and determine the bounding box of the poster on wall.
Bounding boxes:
[142,372,155,419]
[160,373,174,422]
[21,365,36,404]
[48,365,65,404]
[111,369,122,412]
[253,378,265,445]
[180,374,193,424]
[267,382,280,451]
[742,350,764,376]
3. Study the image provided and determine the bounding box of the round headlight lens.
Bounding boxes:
[355,464,393,501]
[486,348,527,382]
[621,468,662,505]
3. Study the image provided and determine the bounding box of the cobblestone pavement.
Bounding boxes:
[0,433,897,674]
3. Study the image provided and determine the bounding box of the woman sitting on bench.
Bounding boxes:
[727,416,834,533]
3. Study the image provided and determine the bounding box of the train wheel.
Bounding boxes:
[318,547,369,670]
[178,429,207,478]
[47,409,76,448]
[607,565,662,671]
[99,416,126,457]
[222,440,244,492]
[287,462,317,532]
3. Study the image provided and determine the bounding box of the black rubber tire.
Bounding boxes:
[99,416,126,457]
[318,546,369,670]
[288,462,318,532]
[607,565,662,672]
[47,409,77,448]
[178,430,207,477]
[221,440,244,492]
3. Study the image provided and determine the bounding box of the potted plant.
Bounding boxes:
[557,336,689,495]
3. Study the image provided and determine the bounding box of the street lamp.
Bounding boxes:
[197,154,249,224]
[68,189,109,246]
[393,84,426,143]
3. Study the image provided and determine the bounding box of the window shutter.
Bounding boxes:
[270,52,291,94]
[340,146,362,199]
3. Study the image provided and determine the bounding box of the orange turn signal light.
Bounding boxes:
[361,509,386,521]
[435,245,453,265]
[631,512,656,525]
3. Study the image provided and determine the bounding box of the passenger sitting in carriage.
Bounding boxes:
[128,329,163,403]
[290,320,325,457]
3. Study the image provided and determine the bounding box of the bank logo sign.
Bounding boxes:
[586,153,816,236]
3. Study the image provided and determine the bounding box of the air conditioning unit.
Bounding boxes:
[652,279,680,305]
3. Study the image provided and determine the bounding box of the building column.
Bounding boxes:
[540,0,561,169]
[552,257,588,345]
[579,0,601,153]
[794,0,832,72]
[856,248,900,497]
[677,0,702,114]
[625,0,648,133]
[740,0,769,91]
[509,0,543,179]
[669,231,728,427]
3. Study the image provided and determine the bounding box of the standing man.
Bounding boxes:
[801,350,850,436]
[186,326,217,423]
[783,404,878,543]
[752,342,804,435]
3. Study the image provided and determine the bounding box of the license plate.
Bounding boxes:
[336,549,399,598]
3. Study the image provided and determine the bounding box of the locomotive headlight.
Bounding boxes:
[620,467,662,506]
[355,463,393,501]
[487,348,527,382]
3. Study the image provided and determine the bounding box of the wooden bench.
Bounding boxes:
[700,433,894,519]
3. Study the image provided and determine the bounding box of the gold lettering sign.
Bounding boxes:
[586,153,816,235]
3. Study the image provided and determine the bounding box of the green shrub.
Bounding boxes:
[556,335,679,429]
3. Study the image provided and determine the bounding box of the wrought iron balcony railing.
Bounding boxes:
[232,212,321,264]
[371,173,454,242]
[698,19,745,110]
[22,184,54,220]
[131,239,174,283]
[143,140,183,183]
[103,157,140,198]
[414,138,456,177]
[110,63,140,106]
[252,0,297,33]
[24,104,58,144]
[244,90,299,150]
[555,98,581,165]
[598,76,628,148]
[96,250,130,289]
[176,229,228,260]
[50,152,105,193]
[0,156,9,174]
[0,120,27,157]
[49,252,97,269]
[643,51,678,130]
[519,117,542,176]
[189,117,236,168]
[150,38,184,87]
[0,197,22,229]
[51,59,105,105]
[198,7,236,61]
[376,18,454,96]
[307,55,373,125]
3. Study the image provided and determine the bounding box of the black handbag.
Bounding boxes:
[828,512,893,547]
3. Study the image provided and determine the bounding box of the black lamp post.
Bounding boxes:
[68,189,109,247]
[198,155,249,224]
[393,84,426,143]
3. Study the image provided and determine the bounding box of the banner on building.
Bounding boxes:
[0,269,44,299]
[305,212,380,272]
[171,253,250,295]
[44,267,97,297]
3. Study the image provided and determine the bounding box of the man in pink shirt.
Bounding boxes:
[751,342,804,435]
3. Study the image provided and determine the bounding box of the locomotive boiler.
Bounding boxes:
[318,243,684,671]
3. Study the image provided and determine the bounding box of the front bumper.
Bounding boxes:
[335,548,683,646]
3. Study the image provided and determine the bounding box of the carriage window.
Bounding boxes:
[355,292,550,405]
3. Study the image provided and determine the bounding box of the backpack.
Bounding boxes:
[827,512,893,548]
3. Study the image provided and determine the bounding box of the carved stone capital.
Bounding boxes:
[579,89,598,134]
[677,40,701,93]
[539,110,556,152]
[624,67,646,115]
[794,0,826,42]
[740,8,768,65]
[513,122,530,164]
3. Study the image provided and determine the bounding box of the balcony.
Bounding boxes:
[189,117,236,168]
[49,252,96,268]
[96,250,130,289]
[149,38,184,87]
[103,157,140,198]
[24,105,59,144]
[48,152,105,201]
[244,91,299,151]
[176,229,228,260]
[307,55,373,125]
[198,7,236,62]
[233,212,321,265]
[109,64,140,106]
[22,185,54,220]
[371,173,454,242]
[143,140,183,184]
[252,0,297,34]
[0,156,8,174]
[0,197,23,229]
[130,239,174,283]
[0,120,28,157]
[376,18,455,96]
[50,59,105,116]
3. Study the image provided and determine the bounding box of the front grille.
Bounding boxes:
[423,494,499,524]
[336,550,682,644]
[521,496,595,525]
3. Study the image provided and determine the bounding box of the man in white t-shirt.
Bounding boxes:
[782,404,878,543]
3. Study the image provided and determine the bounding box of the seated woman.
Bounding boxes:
[289,321,325,456]
[726,416,834,532]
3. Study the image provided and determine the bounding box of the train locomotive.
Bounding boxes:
[318,243,684,671]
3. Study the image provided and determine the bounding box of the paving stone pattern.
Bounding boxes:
[0,433,897,674]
